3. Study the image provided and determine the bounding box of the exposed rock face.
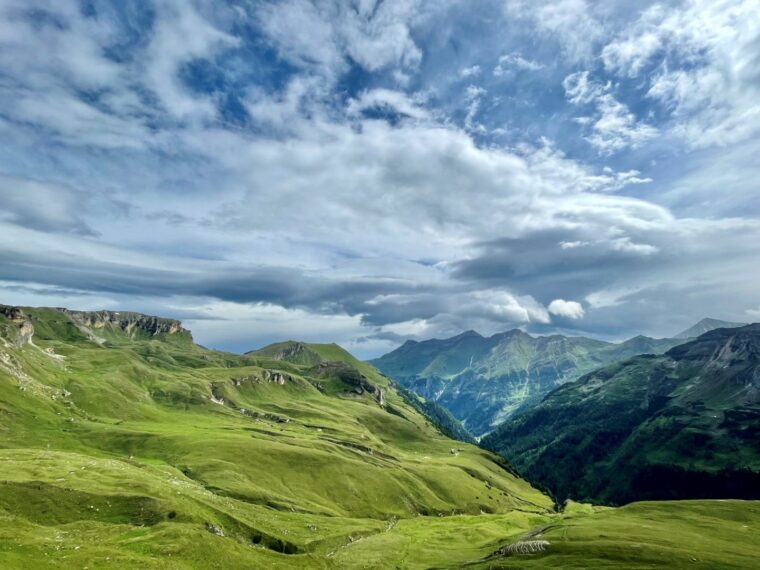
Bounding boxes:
[204,522,224,537]
[232,370,293,386]
[0,305,34,346]
[263,370,289,385]
[59,309,189,338]
[309,362,385,406]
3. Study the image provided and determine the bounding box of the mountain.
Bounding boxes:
[675,317,746,339]
[371,330,683,436]
[2,305,760,569]
[249,340,476,443]
[482,324,760,506]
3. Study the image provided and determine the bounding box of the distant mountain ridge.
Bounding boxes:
[371,328,684,436]
[482,323,760,505]
[674,317,746,339]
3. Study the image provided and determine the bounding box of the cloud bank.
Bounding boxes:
[0,0,758,357]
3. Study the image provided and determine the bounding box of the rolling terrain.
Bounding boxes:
[482,324,760,506]
[371,329,683,436]
[1,305,759,569]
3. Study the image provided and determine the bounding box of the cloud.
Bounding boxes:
[548,299,585,319]
[505,0,605,62]
[144,0,240,122]
[601,0,760,148]
[258,0,423,77]
[0,0,757,357]
[493,53,544,76]
[0,175,94,234]
[347,88,430,120]
[460,65,481,78]
[563,71,657,154]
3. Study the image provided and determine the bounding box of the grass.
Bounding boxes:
[471,501,760,569]
[1,307,759,568]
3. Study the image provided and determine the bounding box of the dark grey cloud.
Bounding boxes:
[451,229,657,302]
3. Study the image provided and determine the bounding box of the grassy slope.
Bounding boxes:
[1,308,759,569]
[0,308,551,568]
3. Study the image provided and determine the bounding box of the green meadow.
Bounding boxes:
[1,307,758,568]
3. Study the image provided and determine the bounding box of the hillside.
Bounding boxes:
[371,329,682,436]
[248,340,476,443]
[482,324,760,505]
[2,305,760,569]
[0,304,557,568]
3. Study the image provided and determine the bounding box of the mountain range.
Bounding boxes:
[371,318,745,437]
[1,304,759,569]
[674,317,747,339]
[482,323,760,505]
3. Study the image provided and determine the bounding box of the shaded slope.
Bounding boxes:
[482,324,760,505]
[372,329,682,436]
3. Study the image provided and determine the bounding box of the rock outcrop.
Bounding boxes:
[59,309,189,338]
[232,370,293,386]
[0,305,34,346]
[309,362,385,406]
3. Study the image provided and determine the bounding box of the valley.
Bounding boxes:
[1,306,759,568]
[482,324,760,505]
[371,329,689,436]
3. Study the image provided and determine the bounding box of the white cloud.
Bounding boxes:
[258,0,423,77]
[505,0,605,62]
[563,71,607,105]
[587,94,658,154]
[548,299,585,319]
[463,85,488,133]
[469,290,551,324]
[602,0,760,148]
[144,0,239,122]
[493,53,544,76]
[563,72,657,154]
[460,65,481,78]
[348,88,431,120]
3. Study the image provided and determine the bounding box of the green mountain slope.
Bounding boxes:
[482,324,760,505]
[371,330,682,436]
[249,340,476,443]
[2,305,760,569]
[0,305,553,568]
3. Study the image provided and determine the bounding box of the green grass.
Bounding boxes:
[470,501,760,569]
[1,307,759,568]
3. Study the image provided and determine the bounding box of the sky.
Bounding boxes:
[1,0,759,358]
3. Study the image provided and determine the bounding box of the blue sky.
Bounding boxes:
[1,0,759,357]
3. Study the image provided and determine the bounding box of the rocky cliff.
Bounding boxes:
[0,305,34,346]
[59,309,189,338]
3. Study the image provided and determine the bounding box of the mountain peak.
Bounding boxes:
[674,317,747,339]
[453,330,483,340]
